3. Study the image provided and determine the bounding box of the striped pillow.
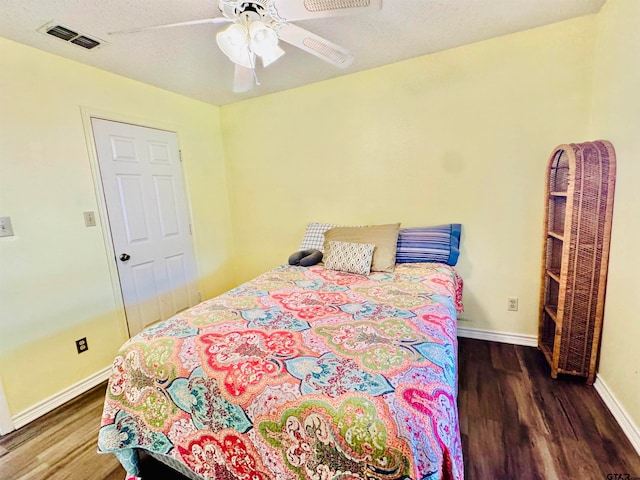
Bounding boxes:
[395,224,462,265]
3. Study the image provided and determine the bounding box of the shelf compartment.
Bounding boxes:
[547,195,567,236]
[546,269,561,283]
[544,236,564,272]
[543,263,560,314]
[539,307,557,375]
[539,340,554,368]
[544,304,557,322]
[548,149,570,193]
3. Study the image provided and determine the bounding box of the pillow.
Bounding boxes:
[395,224,462,265]
[298,222,336,252]
[288,249,323,267]
[324,241,375,276]
[324,223,400,273]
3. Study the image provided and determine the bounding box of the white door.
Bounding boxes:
[92,118,199,337]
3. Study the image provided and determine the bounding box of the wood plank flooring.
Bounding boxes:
[0,337,638,479]
[459,338,640,479]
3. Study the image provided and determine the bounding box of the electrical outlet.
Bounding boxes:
[507,297,519,311]
[83,211,96,227]
[75,337,88,354]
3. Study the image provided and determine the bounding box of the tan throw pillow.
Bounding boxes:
[323,223,400,273]
[324,241,375,275]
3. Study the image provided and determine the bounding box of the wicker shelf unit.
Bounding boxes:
[538,140,616,385]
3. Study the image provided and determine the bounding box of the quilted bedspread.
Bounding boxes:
[98,263,464,480]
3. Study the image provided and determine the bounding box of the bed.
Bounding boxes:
[98,224,464,480]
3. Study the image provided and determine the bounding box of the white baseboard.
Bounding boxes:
[593,376,640,457]
[457,326,538,347]
[11,366,111,431]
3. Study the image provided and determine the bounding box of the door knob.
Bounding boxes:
[119,253,131,262]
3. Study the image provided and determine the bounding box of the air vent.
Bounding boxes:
[70,36,100,49]
[304,0,370,12]
[38,22,105,50]
[46,25,77,41]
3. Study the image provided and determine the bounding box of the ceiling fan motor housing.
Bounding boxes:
[221,1,271,23]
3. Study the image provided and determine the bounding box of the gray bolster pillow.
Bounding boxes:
[288,249,323,267]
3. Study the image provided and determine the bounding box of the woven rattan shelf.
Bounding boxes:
[538,140,616,384]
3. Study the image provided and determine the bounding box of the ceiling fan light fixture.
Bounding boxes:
[216,23,253,68]
[217,19,285,70]
[249,22,284,67]
[259,43,285,67]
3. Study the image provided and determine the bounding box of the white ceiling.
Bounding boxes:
[0,0,605,106]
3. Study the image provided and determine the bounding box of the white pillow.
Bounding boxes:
[323,240,375,276]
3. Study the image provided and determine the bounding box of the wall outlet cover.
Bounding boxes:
[75,337,89,354]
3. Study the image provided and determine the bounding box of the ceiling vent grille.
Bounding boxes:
[70,36,100,49]
[304,0,370,12]
[46,25,77,41]
[38,22,104,50]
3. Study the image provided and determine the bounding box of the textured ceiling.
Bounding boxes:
[0,0,605,106]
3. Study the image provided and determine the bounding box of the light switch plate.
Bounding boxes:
[0,217,14,237]
[83,211,96,227]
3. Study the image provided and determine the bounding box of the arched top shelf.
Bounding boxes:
[538,139,616,385]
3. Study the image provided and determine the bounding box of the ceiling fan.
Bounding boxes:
[111,0,382,93]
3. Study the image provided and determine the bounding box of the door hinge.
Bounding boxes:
[179,150,183,162]
[189,224,192,235]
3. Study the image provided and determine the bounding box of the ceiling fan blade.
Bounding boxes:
[109,17,230,35]
[233,65,255,93]
[269,0,381,22]
[277,23,354,68]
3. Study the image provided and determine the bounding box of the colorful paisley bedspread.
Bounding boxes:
[98,263,464,480]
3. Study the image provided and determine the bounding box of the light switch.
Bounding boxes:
[83,211,97,227]
[0,217,14,237]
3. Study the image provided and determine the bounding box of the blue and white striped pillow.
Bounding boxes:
[395,224,462,265]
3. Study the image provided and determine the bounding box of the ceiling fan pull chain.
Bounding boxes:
[241,20,260,87]
[246,44,261,86]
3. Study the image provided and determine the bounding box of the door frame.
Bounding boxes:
[0,377,14,435]
[80,107,201,339]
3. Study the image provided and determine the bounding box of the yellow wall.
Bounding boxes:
[0,37,235,414]
[221,16,597,337]
[589,0,640,435]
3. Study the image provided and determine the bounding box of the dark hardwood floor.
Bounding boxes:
[0,337,638,479]
[458,338,640,479]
